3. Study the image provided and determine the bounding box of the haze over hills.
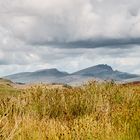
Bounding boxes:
[3,64,140,85]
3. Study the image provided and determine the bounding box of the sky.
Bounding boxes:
[0,0,140,76]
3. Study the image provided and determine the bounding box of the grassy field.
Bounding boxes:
[0,80,139,140]
[0,78,21,98]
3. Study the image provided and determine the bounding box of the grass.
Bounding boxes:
[0,78,21,97]
[0,81,139,140]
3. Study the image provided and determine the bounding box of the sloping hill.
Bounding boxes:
[0,78,13,86]
[73,64,113,76]
[3,64,140,84]
[0,78,20,96]
[4,69,69,83]
[72,64,138,80]
[123,76,140,83]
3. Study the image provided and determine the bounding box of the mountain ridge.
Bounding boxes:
[3,64,140,85]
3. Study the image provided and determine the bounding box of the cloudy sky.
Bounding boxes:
[0,0,140,76]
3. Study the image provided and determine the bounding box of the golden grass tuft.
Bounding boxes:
[0,81,140,140]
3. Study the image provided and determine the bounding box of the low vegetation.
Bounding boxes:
[0,81,139,140]
[0,78,20,97]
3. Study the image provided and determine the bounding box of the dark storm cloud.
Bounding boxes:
[30,38,140,49]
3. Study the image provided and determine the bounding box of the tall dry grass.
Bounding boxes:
[0,82,140,140]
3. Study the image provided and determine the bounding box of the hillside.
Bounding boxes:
[3,64,140,84]
[72,64,138,80]
[0,78,20,97]
[123,76,140,83]
[4,68,69,84]
[0,78,14,89]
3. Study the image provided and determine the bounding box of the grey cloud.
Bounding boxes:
[0,0,140,76]
[1,0,140,46]
[30,38,140,49]
[0,60,10,65]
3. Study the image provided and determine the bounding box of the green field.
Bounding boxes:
[0,80,139,140]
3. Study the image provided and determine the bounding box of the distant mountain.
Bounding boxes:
[31,68,69,78]
[73,64,113,76]
[3,64,140,85]
[4,68,69,84]
[73,64,138,80]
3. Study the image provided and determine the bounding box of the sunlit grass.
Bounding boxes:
[0,79,20,97]
[0,81,139,140]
